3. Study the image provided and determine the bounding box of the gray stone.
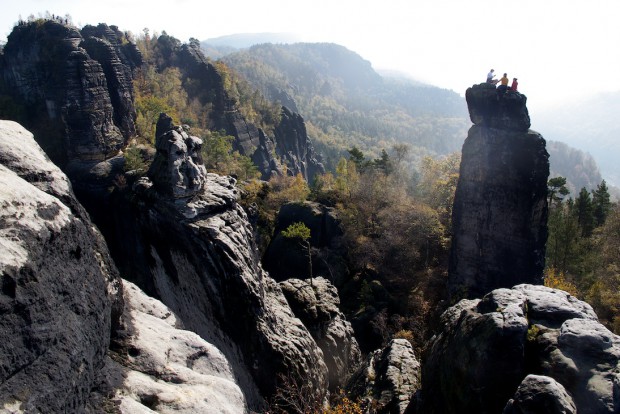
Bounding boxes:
[279,277,362,389]
[503,375,576,414]
[147,113,207,199]
[0,120,121,412]
[466,82,531,131]
[414,284,620,414]
[116,151,328,410]
[347,339,420,414]
[448,119,549,300]
[103,280,247,414]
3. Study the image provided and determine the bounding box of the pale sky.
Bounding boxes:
[1,0,619,114]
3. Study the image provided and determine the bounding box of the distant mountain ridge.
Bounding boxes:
[211,41,470,168]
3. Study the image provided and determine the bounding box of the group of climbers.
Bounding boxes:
[486,69,518,93]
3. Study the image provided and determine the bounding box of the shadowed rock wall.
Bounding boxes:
[448,83,549,300]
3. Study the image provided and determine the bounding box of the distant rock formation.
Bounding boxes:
[347,339,420,414]
[279,277,361,390]
[273,106,325,180]
[411,284,620,414]
[448,83,549,299]
[0,20,141,168]
[0,120,122,412]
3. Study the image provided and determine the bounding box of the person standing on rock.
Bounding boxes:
[497,73,509,93]
[487,69,498,84]
[511,77,518,92]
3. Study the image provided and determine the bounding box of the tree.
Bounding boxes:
[373,149,391,173]
[546,200,581,273]
[281,222,313,286]
[547,176,570,206]
[347,146,366,170]
[592,180,612,227]
[574,187,595,237]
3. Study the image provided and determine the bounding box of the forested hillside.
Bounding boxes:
[217,43,470,169]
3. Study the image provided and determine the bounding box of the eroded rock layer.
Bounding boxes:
[0,120,122,412]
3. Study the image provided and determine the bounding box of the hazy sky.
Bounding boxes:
[1,0,619,113]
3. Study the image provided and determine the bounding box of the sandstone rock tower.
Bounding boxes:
[448,83,549,300]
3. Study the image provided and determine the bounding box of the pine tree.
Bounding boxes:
[547,176,570,206]
[592,180,612,227]
[574,187,594,237]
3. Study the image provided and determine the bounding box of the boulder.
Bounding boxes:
[503,375,577,414]
[347,339,420,414]
[449,89,549,300]
[279,277,362,389]
[0,120,122,412]
[102,280,247,413]
[465,82,530,131]
[413,284,620,414]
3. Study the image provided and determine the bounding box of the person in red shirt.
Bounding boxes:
[511,78,518,92]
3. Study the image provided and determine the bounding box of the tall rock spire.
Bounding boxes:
[448,83,549,300]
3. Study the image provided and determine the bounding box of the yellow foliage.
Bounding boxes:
[322,391,363,414]
[543,267,579,297]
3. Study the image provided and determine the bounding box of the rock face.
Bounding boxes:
[102,280,247,413]
[347,339,420,414]
[448,83,549,300]
[273,106,325,180]
[279,277,361,389]
[503,374,576,414]
[0,20,141,168]
[465,82,531,131]
[0,120,122,412]
[109,119,328,409]
[264,201,347,285]
[412,284,620,414]
[147,113,207,198]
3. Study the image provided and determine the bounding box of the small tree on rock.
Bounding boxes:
[281,222,313,286]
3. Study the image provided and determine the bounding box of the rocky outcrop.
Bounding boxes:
[448,83,549,300]
[465,82,531,131]
[102,280,247,413]
[412,284,620,414]
[81,23,142,139]
[0,120,122,412]
[274,106,325,181]
[503,374,576,414]
[347,339,420,414]
[108,118,328,409]
[264,201,347,285]
[279,277,361,389]
[147,113,207,198]
[0,20,140,169]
